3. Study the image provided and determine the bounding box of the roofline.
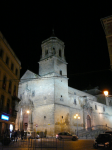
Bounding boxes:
[42,36,64,46]
[0,31,21,66]
[100,15,112,22]
[100,15,112,35]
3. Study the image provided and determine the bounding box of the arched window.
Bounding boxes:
[45,50,48,55]
[6,56,9,65]
[1,95,4,108]
[95,105,97,110]
[53,47,56,54]
[60,70,62,75]
[7,101,10,114]
[13,85,16,96]
[15,68,18,76]
[59,49,61,57]
[74,99,77,105]
[2,76,6,90]
[8,80,12,94]
[12,105,15,116]
[11,63,14,71]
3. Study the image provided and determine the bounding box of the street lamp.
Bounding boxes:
[27,110,30,114]
[104,91,109,97]
[74,114,80,136]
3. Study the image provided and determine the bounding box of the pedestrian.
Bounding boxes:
[17,129,20,138]
[14,130,17,142]
[11,130,14,141]
[21,130,24,140]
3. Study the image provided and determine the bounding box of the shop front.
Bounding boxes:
[0,114,15,136]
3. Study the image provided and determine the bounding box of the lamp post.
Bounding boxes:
[26,110,30,131]
[74,114,80,136]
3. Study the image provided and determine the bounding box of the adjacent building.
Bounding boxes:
[101,16,112,69]
[16,34,112,136]
[0,32,21,135]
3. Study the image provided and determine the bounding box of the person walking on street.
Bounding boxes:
[21,130,24,140]
[11,130,14,141]
[14,130,17,142]
[17,129,20,138]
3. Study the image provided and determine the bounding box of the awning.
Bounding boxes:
[0,119,15,125]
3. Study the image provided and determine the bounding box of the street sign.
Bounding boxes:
[36,124,38,127]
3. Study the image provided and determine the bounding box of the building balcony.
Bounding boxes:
[12,95,21,103]
[11,110,17,118]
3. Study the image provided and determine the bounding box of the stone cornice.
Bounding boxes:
[39,55,67,64]
[41,36,64,46]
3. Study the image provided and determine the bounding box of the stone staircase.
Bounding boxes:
[78,125,112,139]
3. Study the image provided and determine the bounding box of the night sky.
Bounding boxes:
[1,1,112,94]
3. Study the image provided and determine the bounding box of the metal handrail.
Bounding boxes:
[78,125,112,138]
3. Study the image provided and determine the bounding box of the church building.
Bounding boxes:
[15,33,112,136]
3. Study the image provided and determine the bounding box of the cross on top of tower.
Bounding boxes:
[51,28,55,37]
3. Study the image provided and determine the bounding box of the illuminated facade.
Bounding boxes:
[0,32,21,135]
[16,34,112,136]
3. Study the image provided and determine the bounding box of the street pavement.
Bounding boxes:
[0,139,111,150]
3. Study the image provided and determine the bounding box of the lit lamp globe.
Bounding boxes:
[104,91,108,97]
[27,110,30,114]
[78,116,80,119]
[74,116,76,119]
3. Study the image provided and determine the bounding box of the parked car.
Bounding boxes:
[27,131,32,138]
[56,132,78,141]
[93,133,112,148]
[105,131,112,135]
[27,132,39,139]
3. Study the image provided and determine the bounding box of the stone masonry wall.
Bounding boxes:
[39,57,54,76]
[54,77,68,105]
[54,58,67,75]
[33,104,55,136]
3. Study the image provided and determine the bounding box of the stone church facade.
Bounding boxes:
[15,34,112,136]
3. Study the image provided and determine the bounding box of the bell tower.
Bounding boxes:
[38,31,69,105]
[38,31,67,77]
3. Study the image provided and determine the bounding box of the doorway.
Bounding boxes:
[87,115,91,130]
[23,113,28,131]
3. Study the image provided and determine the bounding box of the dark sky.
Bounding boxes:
[1,1,112,94]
